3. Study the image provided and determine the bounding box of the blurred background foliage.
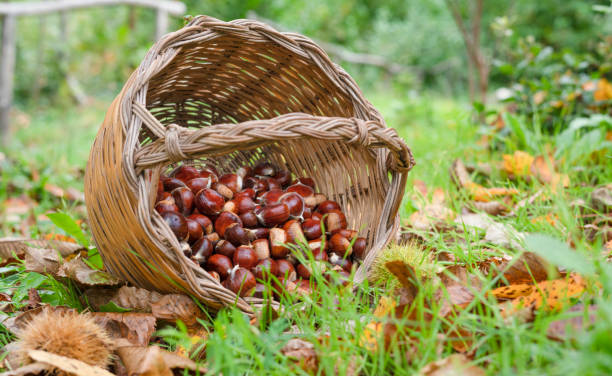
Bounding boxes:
[9,0,612,107]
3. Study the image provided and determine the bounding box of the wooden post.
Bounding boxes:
[0,15,16,143]
[155,8,168,41]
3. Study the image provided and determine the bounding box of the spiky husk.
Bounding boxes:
[369,242,437,286]
[16,308,113,369]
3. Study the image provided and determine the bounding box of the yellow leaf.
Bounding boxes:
[490,284,534,300]
[502,151,534,178]
[506,274,586,314]
[594,78,612,101]
[531,155,570,190]
[467,182,519,202]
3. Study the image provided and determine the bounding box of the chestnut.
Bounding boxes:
[213,182,234,200]
[163,177,187,192]
[273,170,292,187]
[224,267,256,297]
[186,177,212,194]
[296,279,313,295]
[214,211,242,238]
[173,165,200,182]
[199,166,219,181]
[186,219,203,244]
[171,187,194,216]
[271,277,297,300]
[259,189,284,206]
[233,246,258,269]
[312,193,327,207]
[208,270,221,282]
[269,228,289,258]
[236,188,256,199]
[219,173,243,194]
[240,211,259,228]
[302,219,322,240]
[278,192,305,219]
[302,206,313,219]
[251,228,270,240]
[276,259,296,281]
[244,177,268,193]
[329,252,352,272]
[225,225,251,246]
[311,212,323,222]
[329,233,352,257]
[266,178,282,191]
[250,283,268,298]
[223,200,238,214]
[236,166,253,179]
[252,238,270,260]
[331,228,358,240]
[292,177,316,189]
[188,214,213,234]
[215,240,237,259]
[161,211,188,241]
[286,183,314,199]
[256,203,290,227]
[206,232,220,245]
[283,220,306,245]
[253,258,278,280]
[318,200,341,214]
[254,161,277,177]
[157,191,172,203]
[155,200,179,214]
[235,196,256,214]
[191,237,213,266]
[308,237,327,252]
[311,248,328,262]
[206,254,233,279]
[296,263,312,280]
[353,237,367,260]
[324,210,347,233]
[195,188,225,216]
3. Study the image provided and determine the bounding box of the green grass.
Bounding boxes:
[1,89,611,374]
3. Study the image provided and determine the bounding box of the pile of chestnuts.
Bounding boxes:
[155,161,367,299]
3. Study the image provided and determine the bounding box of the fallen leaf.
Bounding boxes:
[591,184,612,213]
[502,151,534,179]
[472,201,507,216]
[409,188,455,231]
[91,312,157,346]
[44,183,85,202]
[490,284,534,300]
[0,237,83,261]
[150,294,203,328]
[26,349,115,376]
[499,252,551,284]
[451,159,518,202]
[594,78,612,101]
[418,354,486,376]
[57,256,121,287]
[86,286,163,312]
[436,265,479,317]
[547,303,598,341]
[116,346,207,376]
[0,362,49,376]
[531,155,570,189]
[281,338,318,373]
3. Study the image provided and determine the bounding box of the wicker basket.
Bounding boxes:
[84,15,414,315]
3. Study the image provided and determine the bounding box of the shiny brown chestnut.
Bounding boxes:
[292,177,316,189]
[311,212,323,222]
[244,177,268,193]
[235,196,256,214]
[208,270,221,282]
[214,211,242,238]
[171,187,194,216]
[233,246,258,269]
[273,170,292,187]
[161,211,188,241]
[278,192,305,219]
[186,177,212,194]
[157,191,172,203]
[223,200,238,214]
[283,220,306,245]
[302,219,323,240]
[206,254,233,279]
[324,210,348,233]
[352,237,367,260]
[155,200,179,214]
[239,211,258,228]
[212,182,234,200]
[266,178,282,191]
[329,233,352,257]
[225,225,251,246]
[276,259,296,281]
[308,237,327,252]
[259,189,284,206]
[331,228,358,240]
[329,253,352,272]
[219,173,243,194]
[186,219,203,244]
[302,206,313,219]
[194,188,225,216]
[236,166,253,179]
[286,183,314,199]
[254,161,277,177]
[163,177,186,192]
[251,227,270,240]
[253,258,278,280]
[191,237,213,266]
[215,239,236,258]
[256,203,290,227]
[188,214,213,234]
[224,267,256,297]
[269,228,289,258]
[318,200,341,214]
[312,248,329,262]
[235,188,256,199]
[296,263,312,279]
[173,165,200,182]
[252,238,270,260]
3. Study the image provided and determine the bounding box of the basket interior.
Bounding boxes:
[142,32,392,244]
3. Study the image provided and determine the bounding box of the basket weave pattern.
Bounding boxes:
[84,16,414,314]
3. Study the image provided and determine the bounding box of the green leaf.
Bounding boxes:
[47,212,89,247]
[85,248,104,270]
[525,233,595,275]
[99,301,133,313]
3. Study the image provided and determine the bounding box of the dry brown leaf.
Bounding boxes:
[0,237,83,261]
[26,349,115,376]
[409,188,455,231]
[0,362,49,376]
[91,312,157,346]
[44,183,85,202]
[418,354,486,376]
[2,195,36,217]
[116,345,207,376]
[150,294,203,328]
[436,265,479,317]
[547,303,597,341]
[472,201,507,216]
[531,155,570,188]
[594,78,612,101]
[451,159,518,202]
[85,286,162,312]
[57,256,121,287]
[498,252,551,285]
[281,338,318,374]
[502,151,534,179]
[591,184,612,213]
